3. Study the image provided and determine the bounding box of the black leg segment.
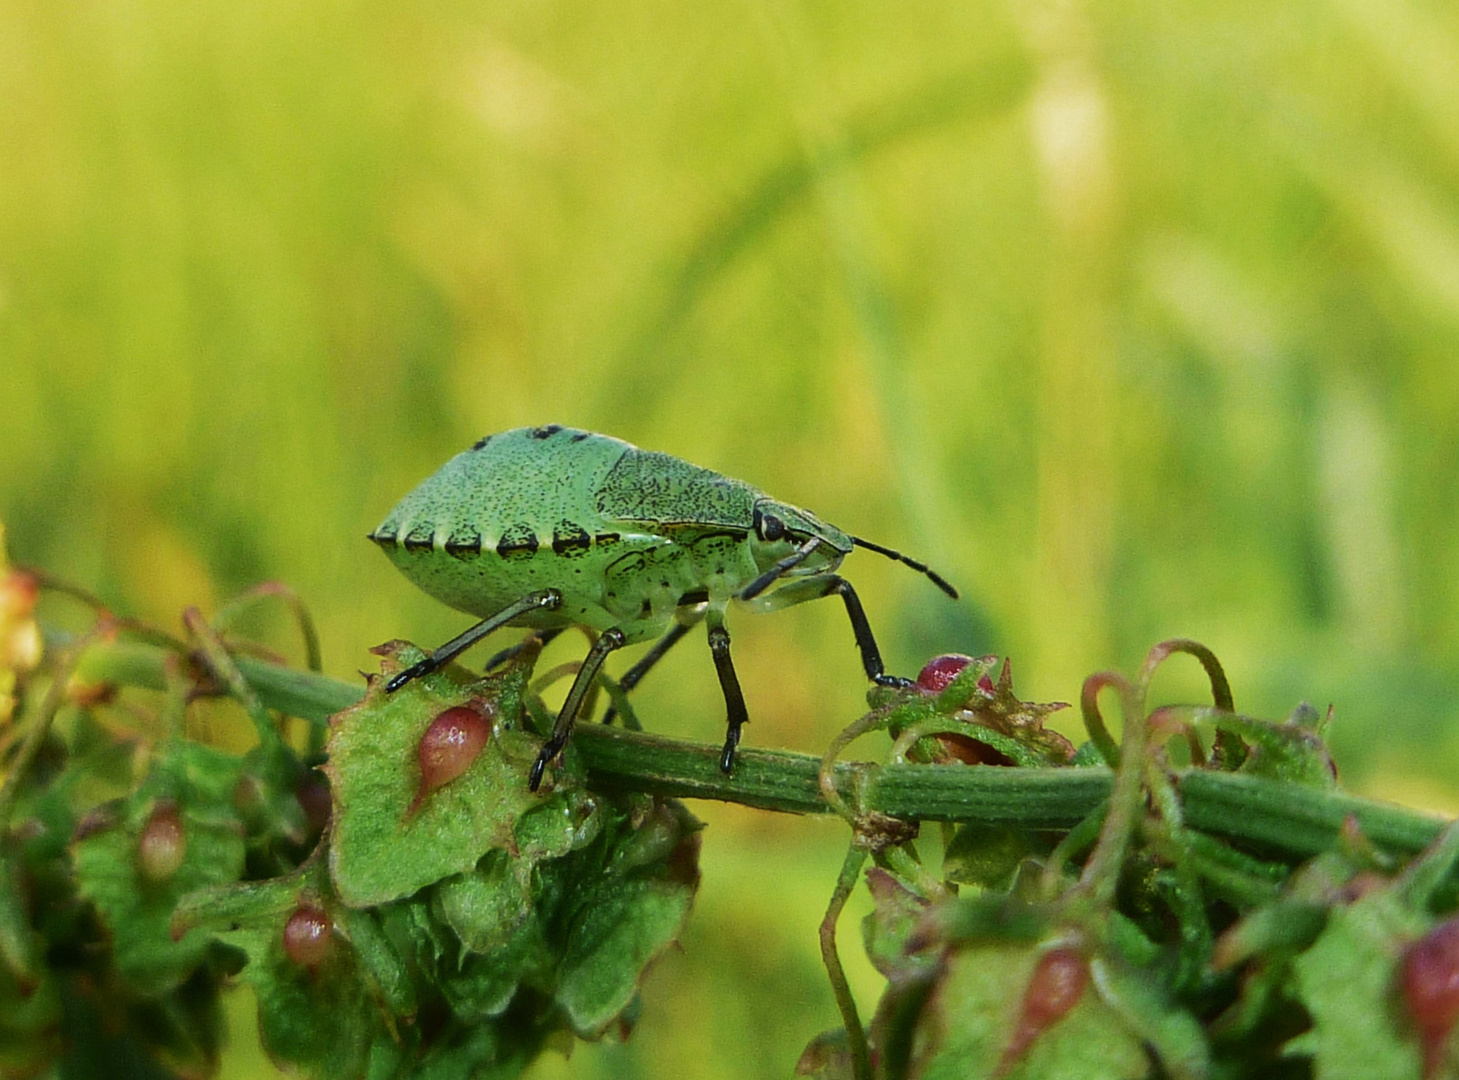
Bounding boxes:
[385,589,563,693]
[831,576,914,689]
[707,624,749,773]
[529,627,629,791]
[739,536,824,601]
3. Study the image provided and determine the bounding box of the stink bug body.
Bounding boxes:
[370,425,957,790]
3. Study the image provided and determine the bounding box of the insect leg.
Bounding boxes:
[704,607,749,774]
[739,536,824,600]
[529,627,629,791]
[385,589,563,693]
[741,574,912,689]
[482,627,565,673]
[601,612,703,726]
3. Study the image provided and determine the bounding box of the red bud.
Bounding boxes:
[1404,918,1459,1079]
[283,905,333,968]
[137,802,186,882]
[995,946,1088,1076]
[916,654,975,693]
[409,702,493,815]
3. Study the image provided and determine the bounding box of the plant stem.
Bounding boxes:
[0,630,103,825]
[72,640,1450,860]
[820,845,872,1080]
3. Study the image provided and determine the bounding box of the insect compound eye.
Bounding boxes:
[757,513,786,542]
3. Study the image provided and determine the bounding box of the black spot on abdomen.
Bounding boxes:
[552,520,592,557]
[529,425,563,440]
[497,523,538,559]
[403,523,435,553]
[445,525,483,560]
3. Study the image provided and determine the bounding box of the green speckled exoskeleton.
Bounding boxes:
[370,425,958,790]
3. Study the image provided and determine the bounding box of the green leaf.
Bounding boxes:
[513,788,604,863]
[437,950,530,1023]
[1218,704,1337,789]
[942,823,1047,890]
[177,854,393,1080]
[407,1022,541,1080]
[1089,955,1211,1080]
[324,644,555,906]
[1212,898,1328,970]
[861,867,934,980]
[555,876,694,1037]
[433,851,533,955]
[0,851,41,985]
[0,965,61,1075]
[339,905,418,1017]
[1292,886,1426,1080]
[794,1029,857,1078]
[71,743,247,995]
[910,893,1048,950]
[881,942,1148,1080]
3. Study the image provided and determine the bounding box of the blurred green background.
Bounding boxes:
[4,0,1459,1076]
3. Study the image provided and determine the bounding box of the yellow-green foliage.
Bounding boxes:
[3,2,1459,1076]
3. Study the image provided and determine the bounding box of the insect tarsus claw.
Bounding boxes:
[528,750,551,791]
[874,674,916,691]
[719,728,741,774]
[384,661,429,693]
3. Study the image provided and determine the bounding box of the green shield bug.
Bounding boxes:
[370,425,958,790]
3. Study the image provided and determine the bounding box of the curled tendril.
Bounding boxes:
[212,582,323,673]
[1140,639,1243,768]
[529,662,584,696]
[1146,705,1207,768]
[816,703,902,825]
[1138,639,1233,711]
[1079,671,1126,767]
[1075,673,1146,909]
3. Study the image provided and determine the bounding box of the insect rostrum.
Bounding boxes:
[370,426,958,790]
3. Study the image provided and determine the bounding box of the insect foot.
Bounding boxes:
[369,427,958,784]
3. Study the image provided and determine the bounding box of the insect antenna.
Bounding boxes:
[851,536,960,600]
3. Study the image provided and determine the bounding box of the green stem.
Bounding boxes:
[72,639,1451,860]
[0,629,103,825]
[820,845,872,1080]
[1078,676,1147,906]
[184,608,284,754]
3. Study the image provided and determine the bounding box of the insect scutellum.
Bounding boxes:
[369,425,958,790]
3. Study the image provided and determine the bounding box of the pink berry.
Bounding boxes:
[409,703,493,813]
[283,905,333,968]
[1403,919,1459,1078]
[137,802,186,882]
[916,654,975,693]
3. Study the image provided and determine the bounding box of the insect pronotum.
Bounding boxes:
[370,425,958,790]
